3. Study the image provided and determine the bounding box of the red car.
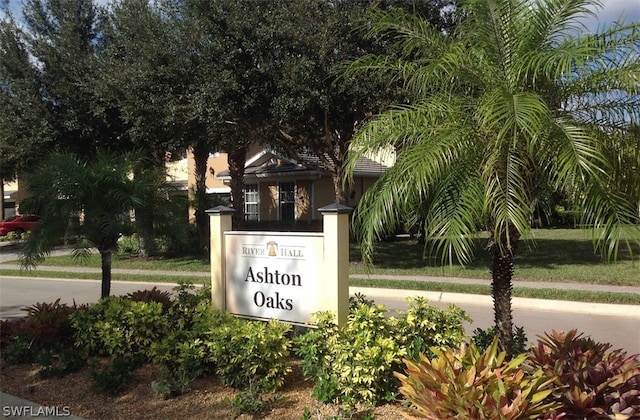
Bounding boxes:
[0,214,41,236]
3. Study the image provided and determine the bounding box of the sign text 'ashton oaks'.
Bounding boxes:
[245,266,302,311]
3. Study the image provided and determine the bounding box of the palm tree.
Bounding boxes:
[20,151,170,298]
[344,0,640,356]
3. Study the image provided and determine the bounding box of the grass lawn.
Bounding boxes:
[2,229,638,286]
[350,229,640,287]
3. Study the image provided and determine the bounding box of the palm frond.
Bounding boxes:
[527,0,598,46]
[581,180,640,261]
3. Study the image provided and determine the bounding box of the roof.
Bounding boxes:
[351,156,388,177]
[217,149,388,180]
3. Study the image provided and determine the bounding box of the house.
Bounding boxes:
[213,148,391,226]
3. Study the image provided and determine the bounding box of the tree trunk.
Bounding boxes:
[192,140,210,243]
[133,165,157,258]
[100,249,112,298]
[228,145,247,228]
[490,249,515,358]
[332,172,347,205]
[488,228,520,359]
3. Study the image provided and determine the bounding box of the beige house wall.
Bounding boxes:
[313,177,337,213]
[347,176,378,208]
[249,177,346,222]
[259,182,278,221]
[185,144,264,192]
[185,150,230,193]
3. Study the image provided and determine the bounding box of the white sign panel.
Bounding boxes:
[224,232,324,325]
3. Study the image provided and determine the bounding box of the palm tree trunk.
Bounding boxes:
[488,228,520,358]
[100,249,112,298]
[490,249,515,358]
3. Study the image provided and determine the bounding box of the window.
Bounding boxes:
[244,184,259,221]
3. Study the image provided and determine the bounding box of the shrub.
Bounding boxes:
[126,287,173,312]
[0,319,27,347]
[295,304,403,407]
[72,296,168,361]
[117,234,141,256]
[35,344,86,377]
[395,297,470,361]
[293,312,341,402]
[151,336,209,398]
[1,300,83,367]
[88,356,138,394]
[527,329,640,418]
[472,325,528,355]
[150,306,232,397]
[1,231,22,241]
[208,317,291,393]
[294,297,471,408]
[1,333,38,365]
[21,299,79,345]
[396,338,560,419]
[228,387,266,415]
[349,292,375,309]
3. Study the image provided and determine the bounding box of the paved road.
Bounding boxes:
[0,277,178,319]
[358,288,640,353]
[1,276,638,352]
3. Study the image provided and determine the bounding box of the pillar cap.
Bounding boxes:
[206,205,236,215]
[318,203,353,214]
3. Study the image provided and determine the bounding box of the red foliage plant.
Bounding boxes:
[527,329,640,418]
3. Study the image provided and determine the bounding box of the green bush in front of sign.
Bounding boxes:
[208,317,292,393]
[71,297,169,361]
[394,297,471,361]
[293,298,470,408]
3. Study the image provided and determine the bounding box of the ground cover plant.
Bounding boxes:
[396,338,561,419]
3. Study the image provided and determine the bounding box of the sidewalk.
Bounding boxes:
[1,263,639,294]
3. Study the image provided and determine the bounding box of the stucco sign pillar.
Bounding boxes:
[317,203,352,326]
[206,205,235,310]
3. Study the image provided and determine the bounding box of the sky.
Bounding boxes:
[591,0,640,25]
[1,0,639,30]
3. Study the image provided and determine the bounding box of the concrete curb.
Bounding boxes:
[351,287,640,319]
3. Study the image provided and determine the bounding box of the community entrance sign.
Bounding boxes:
[207,204,352,326]
[225,232,323,324]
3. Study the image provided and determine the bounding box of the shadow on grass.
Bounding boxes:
[350,231,640,271]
